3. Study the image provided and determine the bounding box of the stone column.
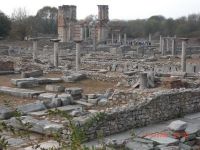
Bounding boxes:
[75,41,82,72]
[149,34,152,42]
[93,26,96,51]
[181,38,188,72]
[166,38,169,52]
[161,39,165,56]
[124,33,127,45]
[32,40,38,61]
[50,39,60,67]
[111,33,114,44]
[171,38,176,56]
[159,35,162,52]
[118,34,121,43]
[140,72,148,89]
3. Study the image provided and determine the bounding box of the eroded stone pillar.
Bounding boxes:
[124,33,127,45]
[111,33,114,44]
[140,72,148,89]
[118,34,121,43]
[75,41,82,72]
[166,38,169,52]
[149,34,152,42]
[161,39,165,56]
[32,40,38,61]
[181,39,188,72]
[50,39,60,67]
[159,35,162,52]
[171,38,176,56]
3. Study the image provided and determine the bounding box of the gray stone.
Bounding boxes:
[17,81,39,88]
[144,135,178,146]
[70,110,82,117]
[58,93,73,105]
[0,86,45,98]
[0,106,14,119]
[38,93,57,100]
[98,98,108,106]
[168,120,187,131]
[17,102,46,114]
[87,94,97,99]
[44,98,62,108]
[45,85,65,92]
[24,140,59,150]
[179,143,192,150]
[88,98,98,104]
[125,141,154,150]
[21,70,43,78]
[65,87,83,95]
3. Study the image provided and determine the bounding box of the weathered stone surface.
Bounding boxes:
[65,87,83,95]
[6,116,63,135]
[58,93,73,105]
[21,70,43,78]
[125,141,154,150]
[17,102,46,114]
[45,85,65,92]
[0,106,14,120]
[38,93,57,100]
[44,98,62,108]
[168,120,188,131]
[144,135,179,145]
[17,81,39,88]
[88,98,98,104]
[98,98,108,106]
[24,140,59,150]
[62,73,86,82]
[0,86,45,98]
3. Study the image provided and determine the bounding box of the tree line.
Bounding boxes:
[0,6,200,40]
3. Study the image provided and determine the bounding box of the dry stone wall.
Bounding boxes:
[81,88,200,140]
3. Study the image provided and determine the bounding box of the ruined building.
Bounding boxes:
[58,5,109,43]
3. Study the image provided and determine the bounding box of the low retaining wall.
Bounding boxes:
[81,88,200,140]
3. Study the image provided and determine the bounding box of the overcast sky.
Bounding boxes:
[0,0,200,20]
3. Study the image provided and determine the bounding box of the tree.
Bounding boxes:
[9,8,30,40]
[35,6,58,34]
[0,11,11,37]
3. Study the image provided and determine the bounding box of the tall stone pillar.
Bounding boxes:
[75,40,82,72]
[93,26,96,51]
[32,40,38,61]
[166,38,169,52]
[124,33,127,45]
[159,35,162,52]
[161,39,165,56]
[111,33,114,44]
[50,39,60,67]
[181,38,188,72]
[118,34,121,43]
[149,34,152,42]
[171,38,176,56]
[140,72,148,89]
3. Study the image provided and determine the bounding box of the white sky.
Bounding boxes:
[0,0,200,20]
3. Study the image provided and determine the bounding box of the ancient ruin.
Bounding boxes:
[1,3,200,150]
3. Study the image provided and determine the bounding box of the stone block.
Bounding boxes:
[58,93,73,105]
[17,102,46,114]
[0,106,14,119]
[38,93,57,100]
[168,120,188,131]
[21,70,43,78]
[45,85,65,92]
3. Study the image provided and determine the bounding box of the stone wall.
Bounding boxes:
[80,88,200,140]
[0,61,14,71]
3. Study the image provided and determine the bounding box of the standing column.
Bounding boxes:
[149,34,152,42]
[140,72,148,89]
[124,33,127,45]
[84,26,87,41]
[75,40,82,72]
[93,26,96,51]
[32,40,38,61]
[171,38,176,56]
[50,39,60,68]
[181,38,188,72]
[111,33,114,44]
[161,39,165,56]
[159,35,162,52]
[166,38,169,52]
[118,34,121,43]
